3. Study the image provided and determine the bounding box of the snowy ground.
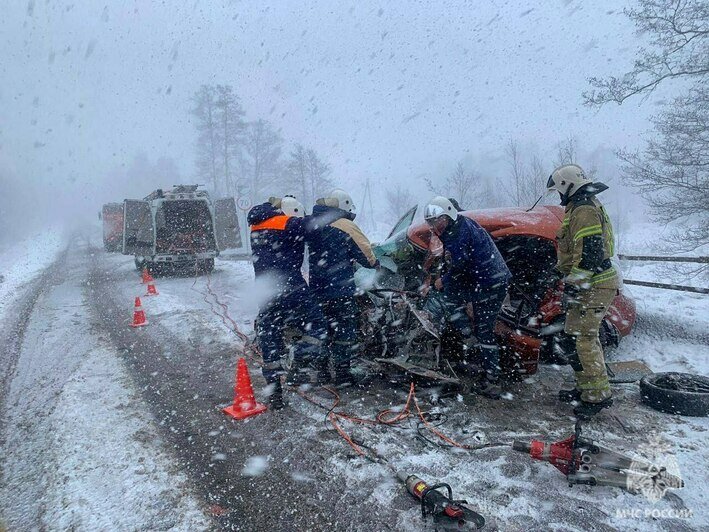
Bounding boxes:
[1,223,707,531]
[0,229,65,322]
[0,234,209,530]
[616,221,709,375]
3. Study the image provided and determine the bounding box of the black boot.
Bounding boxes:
[558,388,582,403]
[573,397,613,419]
[478,377,502,400]
[267,381,286,410]
[285,366,310,387]
[333,363,356,387]
[314,360,331,386]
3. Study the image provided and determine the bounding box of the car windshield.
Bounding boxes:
[374,230,415,265]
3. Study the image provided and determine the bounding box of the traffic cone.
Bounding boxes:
[145,279,159,296]
[141,267,153,284]
[223,358,267,420]
[130,296,148,327]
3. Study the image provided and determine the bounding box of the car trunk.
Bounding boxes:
[495,235,558,329]
[155,200,216,254]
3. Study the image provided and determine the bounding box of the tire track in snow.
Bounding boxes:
[0,247,68,422]
[0,237,209,530]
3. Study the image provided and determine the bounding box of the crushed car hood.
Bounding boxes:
[407,205,565,254]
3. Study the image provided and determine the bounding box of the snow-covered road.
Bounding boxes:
[1,229,707,531]
[0,235,208,530]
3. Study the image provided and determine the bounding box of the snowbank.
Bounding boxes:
[0,228,66,318]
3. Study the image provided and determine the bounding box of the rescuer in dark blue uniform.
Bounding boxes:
[248,196,325,409]
[305,189,378,386]
[422,196,511,398]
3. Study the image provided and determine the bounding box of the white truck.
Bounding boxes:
[122,185,241,274]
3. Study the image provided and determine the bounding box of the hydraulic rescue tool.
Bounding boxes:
[512,424,684,493]
[398,471,486,530]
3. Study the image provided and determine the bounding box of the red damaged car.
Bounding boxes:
[365,205,636,379]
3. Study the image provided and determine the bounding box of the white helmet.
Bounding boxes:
[330,189,356,214]
[281,196,305,217]
[424,196,457,221]
[547,164,592,202]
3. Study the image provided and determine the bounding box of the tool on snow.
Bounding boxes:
[512,422,684,493]
[397,471,485,530]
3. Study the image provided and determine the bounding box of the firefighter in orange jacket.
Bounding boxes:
[248,196,325,409]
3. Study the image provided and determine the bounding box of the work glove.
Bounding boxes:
[268,196,282,209]
[562,282,580,309]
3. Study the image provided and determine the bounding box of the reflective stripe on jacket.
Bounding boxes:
[248,202,307,290]
[556,193,619,289]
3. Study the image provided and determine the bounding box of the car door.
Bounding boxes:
[214,197,241,250]
[386,205,418,239]
[122,200,154,255]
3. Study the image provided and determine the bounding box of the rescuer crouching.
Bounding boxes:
[421,196,512,399]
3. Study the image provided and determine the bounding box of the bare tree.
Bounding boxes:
[287,144,308,206]
[190,85,220,193]
[505,140,527,206]
[504,140,548,207]
[553,136,578,168]
[191,84,245,196]
[425,161,479,209]
[584,0,708,105]
[385,184,415,223]
[214,85,245,196]
[240,118,284,203]
[286,144,334,208]
[305,147,334,207]
[617,87,709,249]
[584,0,708,254]
[529,153,550,198]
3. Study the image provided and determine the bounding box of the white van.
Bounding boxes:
[122,185,240,274]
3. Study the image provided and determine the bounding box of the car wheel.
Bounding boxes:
[640,372,709,417]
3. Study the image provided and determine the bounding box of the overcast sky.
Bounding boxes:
[1,0,668,215]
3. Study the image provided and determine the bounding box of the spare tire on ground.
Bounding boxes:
[640,372,709,417]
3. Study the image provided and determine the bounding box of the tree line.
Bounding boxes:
[190,85,334,208]
[384,135,596,225]
[391,0,708,263]
[585,0,707,258]
[189,0,706,261]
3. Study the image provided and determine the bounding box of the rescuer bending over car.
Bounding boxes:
[305,189,379,386]
[547,164,619,419]
[421,196,512,399]
[248,196,326,410]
